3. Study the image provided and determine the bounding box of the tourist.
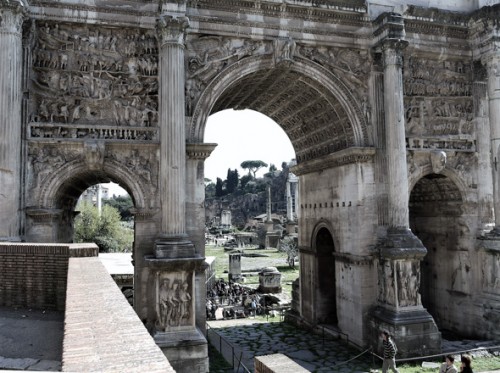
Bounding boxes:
[440,355,458,373]
[460,354,473,373]
[381,330,399,373]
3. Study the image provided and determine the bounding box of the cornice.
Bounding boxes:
[291,147,375,176]
[187,0,369,28]
[186,143,217,160]
[27,1,158,27]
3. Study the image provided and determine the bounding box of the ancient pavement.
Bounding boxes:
[208,318,500,373]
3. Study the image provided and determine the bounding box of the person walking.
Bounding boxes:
[440,355,458,373]
[381,330,399,373]
[460,354,474,373]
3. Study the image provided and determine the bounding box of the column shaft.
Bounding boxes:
[382,41,409,230]
[157,16,189,238]
[487,57,500,227]
[0,5,23,241]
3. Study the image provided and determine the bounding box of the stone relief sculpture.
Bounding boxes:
[451,251,471,295]
[273,37,296,65]
[379,261,395,306]
[28,145,78,189]
[430,150,447,174]
[297,45,370,90]
[404,57,475,152]
[397,261,420,307]
[29,22,159,141]
[185,36,267,115]
[482,251,500,294]
[157,272,193,331]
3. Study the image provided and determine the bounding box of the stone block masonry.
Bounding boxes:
[63,256,175,373]
[0,243,97,311]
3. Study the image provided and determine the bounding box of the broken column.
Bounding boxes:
[228,252,242,283]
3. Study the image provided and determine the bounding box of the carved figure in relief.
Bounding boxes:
[31,147,65,188]
[451,252,471,294]
[431,150,447,174]
[178,281,192,322]
[382,261,395,305]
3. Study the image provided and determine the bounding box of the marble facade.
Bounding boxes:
[1,0,500,369]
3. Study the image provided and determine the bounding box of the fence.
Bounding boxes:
[206,323,252,373]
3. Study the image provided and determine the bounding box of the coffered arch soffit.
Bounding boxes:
[189,56,369,164]
[408,166,467,205]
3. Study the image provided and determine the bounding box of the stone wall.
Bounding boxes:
[0,243,97,311]
[63,256,175,373]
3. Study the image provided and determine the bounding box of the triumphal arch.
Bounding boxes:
[1,0,500,370]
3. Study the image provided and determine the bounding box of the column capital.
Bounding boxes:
[0,0,24,35]
[381,39,408,67]
[156,15,189,47]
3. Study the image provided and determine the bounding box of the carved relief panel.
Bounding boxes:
[156,271,194,331]
[29,22,158,141]
[404,57,475,152]
[185,35,270,116]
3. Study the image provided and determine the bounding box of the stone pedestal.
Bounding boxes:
[258,267,281,293]
[228,252,242,282]
[371,15,441,357]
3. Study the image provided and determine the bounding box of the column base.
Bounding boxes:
[369,306,441,358]
[154,327,208,373]
[378,227,427,259]
[155,234,196,259]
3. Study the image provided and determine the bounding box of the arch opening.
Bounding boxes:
[194,58,367,164]
[315,227,338,325]
[409,173,464,336]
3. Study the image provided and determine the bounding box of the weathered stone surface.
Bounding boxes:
[0,0,499,367]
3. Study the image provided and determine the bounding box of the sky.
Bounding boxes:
[204,109,296,182]
[103,109,296,196]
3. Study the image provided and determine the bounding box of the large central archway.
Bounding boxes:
[189,56,369,157]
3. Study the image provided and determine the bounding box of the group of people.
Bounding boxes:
[380,331,475,373]
[206,279,266,320]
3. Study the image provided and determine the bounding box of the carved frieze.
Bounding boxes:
[28,144,80,189]
[156,271,193,331]
[296,44,371,90]
[29,21,158,140]
[185,35,268,115]
[404,57,475,152]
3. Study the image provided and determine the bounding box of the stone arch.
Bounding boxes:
[311,221,338,325]
[188,55,369,162]
[38,159,147,210]
[408,166,471,334]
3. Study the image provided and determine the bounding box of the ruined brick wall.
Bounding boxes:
[0,243,97,311]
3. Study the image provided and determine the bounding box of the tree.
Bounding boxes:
[269,164,277,172]
[104,195,134,221]
[240,160,268,178]
[226,168,239,194]
[215,177,224,197]
[74,202,133,252]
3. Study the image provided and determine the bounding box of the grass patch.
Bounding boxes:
[207,343,232,372]
[395,355,500,372]
[205,245,299,296]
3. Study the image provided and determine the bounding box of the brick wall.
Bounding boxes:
[0,243,98,311]
[63,256,175,373]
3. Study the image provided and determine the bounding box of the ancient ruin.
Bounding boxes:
[1,0,500,371]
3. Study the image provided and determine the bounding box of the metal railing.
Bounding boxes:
[206,323,252,373]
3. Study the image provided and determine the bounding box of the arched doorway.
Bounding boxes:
[315,227,338,325]
[409,173,465,334]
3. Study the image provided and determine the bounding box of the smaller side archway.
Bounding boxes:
[312,224,338,325]
[409,169,471,336]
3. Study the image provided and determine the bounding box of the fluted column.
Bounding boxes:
[0,1,23,241]
[382,39,410,231]
[155,15,194,258]
[486,55,500,229]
